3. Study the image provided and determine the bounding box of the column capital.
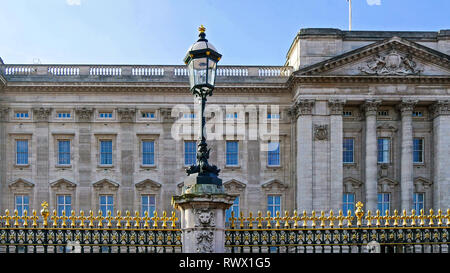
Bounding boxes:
[361,99,381,116]
[0,107,10,122]
[328,99,346,115]
[290,99,315,118]
[429,100,450,119]
[397,99,418,116]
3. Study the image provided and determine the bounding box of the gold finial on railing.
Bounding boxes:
[328,210,336,228]
[124,211,132,228]
[337,210,344,228]
[274,211,281,228]
[247,212,254,229]
[301,211,308,228]
[292,211,299,228]
[106,211,113,228]
[401,210,408,227]
[151,211,158,228]
[346,210,353,227]
[383,210,390,227]
[60,210,68,228]
[446,209,450,226]
[419,209,425,226]
[31,210,38,227]
[133,211,140,228]
[256,211,263,228]
[170,211,178,228]
[319,211,326,228]
[238,211,245,229]
[310,211,317,228]
[79,210,86,228]
[355,201,364,227]
[410,209,417,226]
[69,210,77,228]
[13,210,20,227]
[229,211,236,229]
[392,210,399,227]
[265,211,272,228]
[22,210,28,228]
[4,209,10,227]
[96,210,104,228]
[88,210,95,228]
[375,210,381,227]
[365,210,373,227]
[115,211,122,228]
[41,201,49,227]
[51,210,58,228]
[161,211,169,228]
[436,209,443,226]
[142,211,150,228]
[283,211,290,228]
[427,209,435,226]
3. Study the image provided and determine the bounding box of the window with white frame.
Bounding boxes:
[99,195,114,216]
[57,195,72,216]
[99,112,113,119]
[141,111,155,119]
[413,138,424,163]
[141,195,156,217]
[142,140,155,166]
[184,141,196,166]
[377,138,390,163]
[16,140,29,165]
[267,113,280,119]
[100,140,113,165]
[267,141,280,166]
[225,196,240,222]
[15,111,29,119]
[58,140,71,165]
[226,141,239,166]
[226,112,238,119]
[413,193,425,213]
[267,195,281,216]
[412,111,423,117]
[343,111,353,117]
[377,193,390,216]
[343,193,355,216]
[343,138,354,163]
[56,112,71,119]
[15,195,29,216]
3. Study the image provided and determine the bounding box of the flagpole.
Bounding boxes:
[348,0,352,31]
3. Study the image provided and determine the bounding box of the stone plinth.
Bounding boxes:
[172,191,235,253]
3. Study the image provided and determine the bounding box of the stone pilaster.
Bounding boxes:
[0,107,9,211]
[292,99,315,212]
[118,108,135,211]
[429,100,450,209]
[361,100,381,212]
[76,107,93,211]
[329,99,345,212]
[398,99,417,211]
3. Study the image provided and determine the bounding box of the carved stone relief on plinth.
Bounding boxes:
[314,124,328,141]
[359,49,422,76]
[194,208,216,253]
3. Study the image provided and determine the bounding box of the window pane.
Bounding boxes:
[100,140,113,165]
[185,141,196,165]
[142,141,155,165]
[268,142,280,166]
[226,141,238,165]
[16,140,28,165]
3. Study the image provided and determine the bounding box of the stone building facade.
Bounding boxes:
[0,28,449,217]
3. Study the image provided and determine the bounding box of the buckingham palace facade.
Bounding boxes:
[0,28,449,218]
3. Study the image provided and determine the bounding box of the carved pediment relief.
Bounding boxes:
[295,36,450,77]
[343,177,363,192]
[414,177,433,192]
[223,179,247,192]
[377,177,398,192]
[50,178,77,190]
[8,178,34,191]
[135,179,162,191]
[261,179,288,192]
[92,178,119,191]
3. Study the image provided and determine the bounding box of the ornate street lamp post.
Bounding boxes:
[182,25,223,193]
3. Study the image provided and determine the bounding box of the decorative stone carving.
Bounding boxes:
[261,179,288,192]
[377,177,398,192]
[378,163,390,178]
[135,179,161,192]
[50,178,77,191]
[117,108,136,122]
[414,177,433,192]
[195,230,214,253]
[32,107,52,121]
[359,49,422,75]
[328,99,346,115]
[8,178,35,191]
[92,179,119,191]
[291,99,315,117]
[361,100,381,116]
[376,122,398,132]
[160,107,176,122]
[194,208,215,227]
[0,107,9,121]
[75,107,94,121]
[429,100,450,118]
[314,124,328,141]
[223,179,246,192]
[343,177,363,193]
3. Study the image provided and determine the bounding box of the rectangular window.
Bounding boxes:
[15,112,29,119]
[413,138,424,163]
[267,142,280,166]
[184,141,196,166]
[16,140,29,165]
[342,193,355,216]
[15,195,29,217]
[183,113,196,119]
[267,113,280,119]
[57,195,72,216]
[99,195,114,216]
[142,140,155,166]
[141,112,155,119]
[377,111,389,116]
[99,112,113,118]
[343,138,354,163]
[413,193,424,213]
[412,111,423,117]
[141,195,156,217]
[226,113,238,119]
[100,140,113,165]
[267,195,281,216]
[57,112,71,118]
[377,138,390,163]
[58,140,71,165]
[377,193,390,216]
[226,141,239,166]
[343,111,353,117]
[225,196,240,222]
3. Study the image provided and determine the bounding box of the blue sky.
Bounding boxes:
[0,0,449,65]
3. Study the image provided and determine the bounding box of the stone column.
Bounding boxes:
[329,99,345,212]
[429,100,450,209]
[361,100,381,212]
[398,100,417,211]
[0,107,9,211]
[293,99,315,212]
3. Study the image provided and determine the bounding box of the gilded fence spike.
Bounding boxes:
[436,209,443,226]
[301,211,308,228]
[346,210,353,227]
[229,211,236,229]
[13,209,20,227]
[401,210,408,227]
[319,211,326,228]
[162,211,169,228]
[274,211,281,228]
[4,209,10,227]
[238,211,245,229]
[375,210,381,227]
[383,210,390,227]
[60,210,68,228]
[115,211,122,228]
[69,210,77,228]
[125,211,132,228]
[22,210,28,228]
[247,212,254,229]
[310,211,317,228]
[292,211,299,228]
[31,210,38,228]
[393,210,399,227]
[96,211,104,228]
[51,210,58,228]
[256,211,263,229]
[446,209,450,226]
[428,209,435,226]
[265,211,272,229]
[134,211,140,228]
[355,202,364,227]
[88,210,95,228]
[283,211,290,228]
[170,211,178,228]
[143,211,150,229]
[41,201,49,227]
[410,210,417,226]
[365,210,372,227]
[337,210,344,228]
[419,209,425,226]
[151,211,158,228]
[79,210,86,228]
[106,211,113,228]
[328,210,336,228]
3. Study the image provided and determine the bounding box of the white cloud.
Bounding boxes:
[366,0,381,5]
[66,0,81,6]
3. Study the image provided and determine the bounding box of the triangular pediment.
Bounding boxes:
[261,179,288,191]
[223,179,247,192]
[8,178,34,189]
[295,36,450,77]
[343,177,363,192]
[135,179,161,191]
[377,177,399,192]
[50,178,77,189]
[92,178,119,189]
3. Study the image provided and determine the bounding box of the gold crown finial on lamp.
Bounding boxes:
[198,25,206,33]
